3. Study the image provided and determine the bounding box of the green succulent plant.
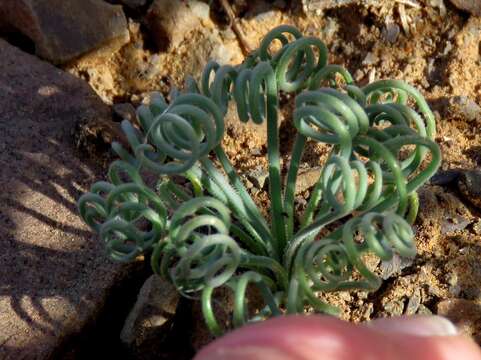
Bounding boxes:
[78,25,441,335]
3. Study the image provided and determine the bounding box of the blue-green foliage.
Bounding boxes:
[78,25,441,335]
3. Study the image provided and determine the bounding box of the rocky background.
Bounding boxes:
[1,0,481,359]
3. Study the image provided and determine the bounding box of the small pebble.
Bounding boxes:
[244,178,253,189]
[442,41,453,56]
[368,68,376,83]
[384,299,405,316]
[441,215,471,234]
[382,22,400,43]
[472,219,481,235]
[254,10,278,22]
[457,169,481,208]
[429,0,447,16]
[362,52,377,66]
[416,304,432,315]
[450,96,481,122]
[354,69,364,82]
[221,29,237,41]
[429,169,461,186]
[295,167,322,195]
[406,288,422,315]
[250,147,262,156]
[430,168,481,209]
[380,254,414,280]
[247,166,269,190]
[448,272,461,296]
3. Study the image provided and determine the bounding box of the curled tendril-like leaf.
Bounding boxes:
[296,212,414,291]
[78,25,442,335]
[288,211,414,315]
[112,93,224,175]
[78,180,167,261]
[151,197,241,293]
[202,271,282,336]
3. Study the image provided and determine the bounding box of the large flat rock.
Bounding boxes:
[0,39,129,358]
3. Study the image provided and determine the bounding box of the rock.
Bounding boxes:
[295,167,322,195]
[448,18,481,98]
[247,166,269,190]
[450,96,481,122]
[362,52,378,66]
[301,0,359,15]
[191,29,241,73]
[405,288,422,315]
[354,69,365,82]
[220,28,237,41]
[0,0,129,64]
[253,10,279,22]
[442,41,454,56]
[382,22,400,43]
[429,0,447,16]
[447,273,461,296]
[429,169,462,185]
[0,39,134,358]
[120,275,180,355]
[457,169,481,208]
[416,304,433,315]
[145,0,209,51]
[436,182,474,233]
[444,245,481,300]
[440,215,471,234]
[473,219,481,234]
[380,253,414,280]
[448,0,481,16]
[383,299,405,316]
[437,299,481,342]
[417,185,474,247]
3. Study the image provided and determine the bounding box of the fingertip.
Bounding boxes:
[387,332,481,360]
[367,315,481,360]
[195,315,481,360]
[367,315,458,337]
[195,315,390,360]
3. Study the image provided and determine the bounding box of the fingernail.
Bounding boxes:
[197,345,292,360]
[368,315,458,337]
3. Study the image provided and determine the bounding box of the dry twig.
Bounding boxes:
[218,0,253,56]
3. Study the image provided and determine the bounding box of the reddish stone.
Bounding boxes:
[0,0,129,64]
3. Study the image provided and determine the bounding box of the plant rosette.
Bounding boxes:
[78,25,441,336]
